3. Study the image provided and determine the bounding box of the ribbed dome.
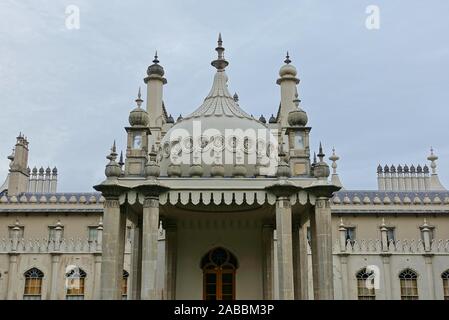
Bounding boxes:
[158,39,277,178]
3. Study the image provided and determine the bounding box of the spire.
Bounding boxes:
[135,87,143,108]
[284,51,291,64]
[318,142,324,162]
[153,50,160,64]
[118,151,124,168]
[211,33,229,70]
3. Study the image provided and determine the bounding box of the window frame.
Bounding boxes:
[65,267,87,300]
[399,268,419,300]
[356,268,376,300]
[23,268,44,300]
[442,270,449,300]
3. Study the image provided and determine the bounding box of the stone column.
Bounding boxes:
[141,195,160,300]
[275,196,294,300]
[293,215,309,300]
[49,254,61,300]
[100,197,127,300]
[93,253,102,299]
[424,255,435,299]
[339,255,349,300]
[6,253,18,300]
[130,222,142,300]
[381,255,392,299]
[310,197,334,299]
[262,224,274,300]
[165,223,177,300]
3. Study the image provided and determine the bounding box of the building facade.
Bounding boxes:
[0,36,448,300]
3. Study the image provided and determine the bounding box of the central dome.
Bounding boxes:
[158,36,277,177]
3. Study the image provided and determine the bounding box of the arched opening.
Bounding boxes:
[201,247,238,300]
[356,268,376,300]
[399,268,418,300]
[441,269,449,300]
[65,267,87,300]
[23,268,44,300]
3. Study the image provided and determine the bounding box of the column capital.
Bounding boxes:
[94,183,129,199]
[266,181,299,198]
[306,184,340,199]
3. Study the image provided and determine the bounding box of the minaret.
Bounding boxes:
[144,51,167,148]
[276,52,300,128]
[7,134,30,196]
[125,88,150,176]
[427,147,446,190]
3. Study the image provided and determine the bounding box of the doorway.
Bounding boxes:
[201,247,238,300]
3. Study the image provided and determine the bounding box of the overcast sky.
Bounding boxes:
[0,0,448,192]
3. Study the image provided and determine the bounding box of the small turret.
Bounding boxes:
[313,143,330,180]
[7,134,30,196]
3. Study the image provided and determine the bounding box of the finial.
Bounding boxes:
[284,51,291,64]
[293,89,301,108]
[135,87,143,108]
[153,50,159,64]
[313,152,317,164]
[329,147,339,174]
[107,141,118,161]
[233,92,239,102]
[112,140,116,153]
[428,147,438,174]
[118,151,124,167]
[211,33,228,70]
[318,142,325,162]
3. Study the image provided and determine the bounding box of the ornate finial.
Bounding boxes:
[318,142,325,162]
[153,50,159,64]
[313,152,317,164]
[118,151,124,167]
[428,147,438,174]
[293,88,301,108]
[284,51,291,64]
[233,92,239,102]
[329,147,339,174]
[107,141,118,161]
[135,87,143,108]
[112,140,116,153]
[177,114,183,122]
[211,33,228,70]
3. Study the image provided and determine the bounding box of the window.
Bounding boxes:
[48,225,64,240]
[66,267,86,300]
[442,270,449,300]
[8,225,24,239]
[133,134,142,149]
[88,227,98,243]
[126,226,133,241]
[24,268,44,300]
[386,227,396,243]
[399,269,418,300]
[201,247,238,300]
[122,270,129,300]
[356,268,376,300]
[345,227,356,245]
[294,132,304,149]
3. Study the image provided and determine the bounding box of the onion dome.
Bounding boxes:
[167,115,175,123]
[147,51,165,77]
[410,165,416,173]
[313,143,330,179]
[417,164,423,173]
[177,114,183,122]
[129,88,149,126]
[397,164,403,173]
[390,165,396,173]
[32,167,38,175]
[383,165,389,173]
[404,164,409,173]
[46,167,51,175]
[287,92,308,126]
[377,164,383,174]
[423,165,429,174]
[259,115,266,123]
[269,114,277,123]
[52,167,58,175]
[166,114,174,124]
[233,92,239,102]
[276,159,291,178]
[167,163,181,177]
[279,52,298,77]
[145,146,160,178]
[39,167,44,175]
[105,141,122,178]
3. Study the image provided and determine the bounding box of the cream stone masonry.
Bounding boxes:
[1,35,448,300]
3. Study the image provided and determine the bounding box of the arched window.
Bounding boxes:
[122,270,129,300]
[24,268,44,300]
[442,270,449,300]
[399,269,418,300]
[356,268,376,300]
[201,247,238,301]
[66,267,87,300]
